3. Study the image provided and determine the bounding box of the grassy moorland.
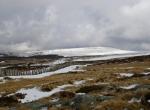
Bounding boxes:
[0,55,150,110]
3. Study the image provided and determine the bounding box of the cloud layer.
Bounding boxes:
[0,0,149,52]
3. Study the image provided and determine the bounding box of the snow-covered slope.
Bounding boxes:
[29,47,134,57]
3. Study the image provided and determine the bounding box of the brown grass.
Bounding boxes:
[0,58,150,109]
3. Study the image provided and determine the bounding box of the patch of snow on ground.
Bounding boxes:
[15,79,88,103]
[76,93,86,95]
[40,107,48,110]
[120,84,139,90]
[0,66,8,69]
[126,67,134,69]
[50,98,59,103]
[0,65,86,79]
[53,65,85,73]
[17,84,73,103]
[73,80,86,86]
[0,61,5,63]
[128,98,141,103]
[0,77,3,80]
[119,73,134,78]
[86,78,94,81]
[141,72,150,75]
[0,79,6,84]
[51,58,67,65]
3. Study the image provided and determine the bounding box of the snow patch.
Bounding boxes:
[0,79,6,84]
[17,84,73,103]
[0,66,8,69]
[126,67,134,69]
[128,98,141,103]
[118,73,134,78]
[86,78,94,81]
[73,80,86,86]
[50,98,59,103]
[120,84,139,90]
[0,61,5,64]
[141,72,150,75]
[51,58,67,65]
[40,107,48,110]
[14,79,88,103]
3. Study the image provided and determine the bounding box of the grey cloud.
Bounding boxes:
[0,0,149,52]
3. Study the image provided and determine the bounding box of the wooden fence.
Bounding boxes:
[0,67,51,77]
[0,62,73,77]
[0,61,93,77]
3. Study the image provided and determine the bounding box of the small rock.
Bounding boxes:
[0,95,19,106]
[4,77,13,80]
[15,93,26,99]
[41,86,53,92]
[54,91,75,99]
[141,92,150,106]
[76,85,106,93]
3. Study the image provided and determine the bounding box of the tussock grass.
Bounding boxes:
[0,56,150,109]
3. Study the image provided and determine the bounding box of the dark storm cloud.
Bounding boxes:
[0,0,149,52]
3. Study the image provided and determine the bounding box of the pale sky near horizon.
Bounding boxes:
[0,0,150,52]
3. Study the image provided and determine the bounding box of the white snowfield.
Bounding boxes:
[27,47,134,57]
[0,65,86,79]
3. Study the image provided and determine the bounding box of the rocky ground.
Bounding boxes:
[0,55,150,110]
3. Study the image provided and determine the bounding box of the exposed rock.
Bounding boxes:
[41,86,53,92]
[76,84,117,93]
[141,92,150,106]
[14,93,26,99]
[25,102,49,110]
[0,95,19,106]
[50,93,113,110]
[54,91,75,99]
[76,85,106,93]
[3,77,13,80]
[41,84,57,92]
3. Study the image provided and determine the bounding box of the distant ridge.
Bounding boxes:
[25,47,134,57]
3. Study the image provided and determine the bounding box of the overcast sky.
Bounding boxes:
[0,0,150,52]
